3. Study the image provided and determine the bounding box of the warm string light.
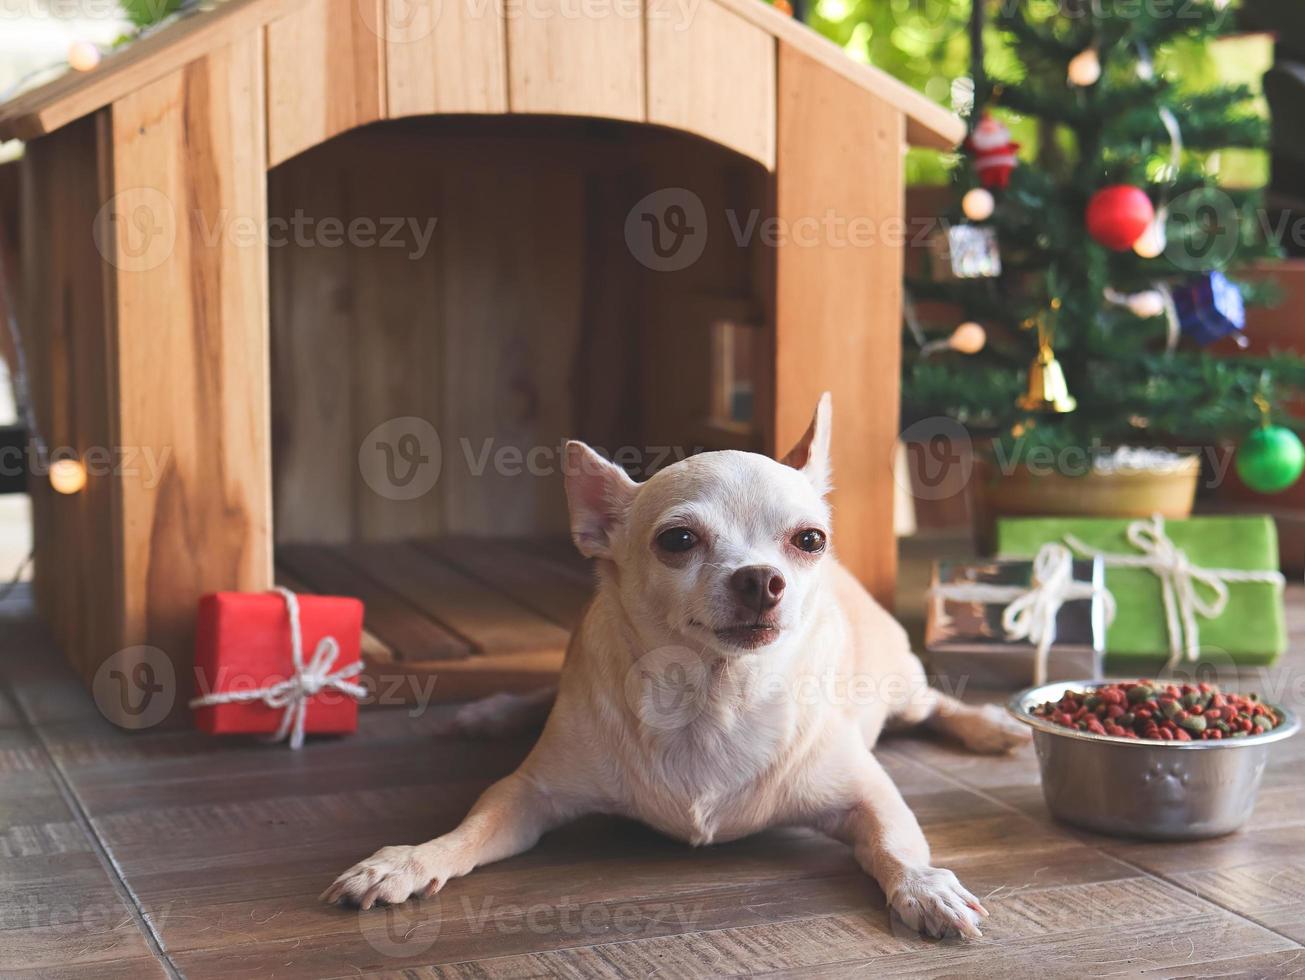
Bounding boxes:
[962,188,995,222]
[1134,211,1167,258]
[1127,291,1166,319]
[1105,286,1167,320]
[67,40,101,73]
[949,322,987,354]
[920,322,987,357]
[1067,48,1102,87]
[48,458,88,495]
[1,5,207,105]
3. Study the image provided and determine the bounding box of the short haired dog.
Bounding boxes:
[324,394,1028,939]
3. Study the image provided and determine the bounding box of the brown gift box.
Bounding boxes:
[924,557,1107,690]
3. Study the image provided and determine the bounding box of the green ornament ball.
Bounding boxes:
[1236,426,1305,494]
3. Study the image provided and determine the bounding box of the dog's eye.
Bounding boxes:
[656,527,698,553]
[792,529,826,554]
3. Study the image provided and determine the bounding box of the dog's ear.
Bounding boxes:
[778,392,832,493]
[564,441,639,559]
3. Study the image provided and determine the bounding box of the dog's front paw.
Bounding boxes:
[321,844,449,910]
[888,866,987,940]
[957,704,1031,755]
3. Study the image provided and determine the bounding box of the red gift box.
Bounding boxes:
[192,591,365,740]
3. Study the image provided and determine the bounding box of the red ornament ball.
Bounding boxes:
[1086,185,1155,251]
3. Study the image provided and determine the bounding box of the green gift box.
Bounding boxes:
[996,515,1286,669]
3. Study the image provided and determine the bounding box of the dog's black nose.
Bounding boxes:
[729,565,786,611]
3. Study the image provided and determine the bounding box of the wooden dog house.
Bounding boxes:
[0,0,960,721]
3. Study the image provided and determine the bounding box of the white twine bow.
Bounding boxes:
[189,587,366,749]
[932,543,1115,686]
[1064,515,1285,672]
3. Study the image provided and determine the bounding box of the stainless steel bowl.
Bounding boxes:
[1009,681,1301,840]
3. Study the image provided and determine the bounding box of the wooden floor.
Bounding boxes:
[3,535,1305,978]
[275,537,594,702]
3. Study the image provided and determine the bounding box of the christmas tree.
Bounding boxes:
[905,0,1305,490]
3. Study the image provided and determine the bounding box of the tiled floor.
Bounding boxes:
[2,538,1304,978]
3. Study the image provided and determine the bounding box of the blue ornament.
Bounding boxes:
[1171,271,1246,346]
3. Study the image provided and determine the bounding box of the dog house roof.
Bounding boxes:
[0,0,962,155]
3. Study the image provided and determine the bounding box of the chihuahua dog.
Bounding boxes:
[323,394,1028,939]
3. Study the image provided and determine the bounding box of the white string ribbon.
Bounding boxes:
[932,543,1115,686]
[188,587,366,749]
[1064,515,1285,672]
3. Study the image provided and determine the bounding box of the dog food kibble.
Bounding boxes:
[1031,682,1284,741]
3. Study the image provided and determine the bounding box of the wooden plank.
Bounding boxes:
[417,536,593,629]
[434,143,585,535]
[0,0,307,142]
[517,535,595,580]
[273,565,395,663]
[359,647,565,704]
[0,0,962,151]
[646,0,775,169]
[0,740,163,976]
[269,131,589,546]
[506,0,644,120]
[345,137,445,542]
[265,0,386,167]
[385,0,507,117]
[106,36,273,712]
[330,541,573,654]
[0,161,17,380]
[705,0,962,150]
[772,45,903,609]
[277,543,471,660]
[18,117,116,689]
[18,138,65,653]
[572,169,644,457]
[267,157,358,545]
[633,136,770,462]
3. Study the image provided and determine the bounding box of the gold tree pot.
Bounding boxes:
[971,454,1201,553]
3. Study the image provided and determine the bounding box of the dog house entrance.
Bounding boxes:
[266,116,772,692]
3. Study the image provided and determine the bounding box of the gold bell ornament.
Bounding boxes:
[1017,302,1077,414]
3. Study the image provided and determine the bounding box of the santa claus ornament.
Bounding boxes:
[965,113,1020,190]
